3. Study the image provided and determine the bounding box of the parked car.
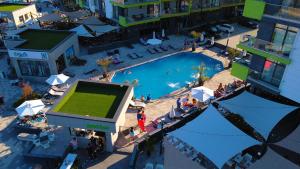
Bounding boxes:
[238,20,259,29]
[203,25,222,39]
[216,24,235,33]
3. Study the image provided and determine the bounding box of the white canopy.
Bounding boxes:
[16,100,45,117]
[147,32,162,45]
[275,124,300,154]
[86,25,118,36]
[219,91,297,139]
[191,86,214,102]
[170,105,260,169]
[46,74,69,85]
[70,25,94,37]
[248,149,299,169]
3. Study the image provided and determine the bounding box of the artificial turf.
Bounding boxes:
[55,81,127,119]
[16,29,72,50]
[0,4,26,12]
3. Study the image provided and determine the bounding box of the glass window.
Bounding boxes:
[18,60,50,77]
[24,14,29,20]
[19,16,24,23]
[261,60,285,87]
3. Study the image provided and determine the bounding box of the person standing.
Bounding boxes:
[176,97,181,110]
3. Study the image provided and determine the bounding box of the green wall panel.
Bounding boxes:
[243,0,265,20]
[231,62,249,80]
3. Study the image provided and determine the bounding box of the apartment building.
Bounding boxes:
[74,0,245,34]
[231,0,300,103]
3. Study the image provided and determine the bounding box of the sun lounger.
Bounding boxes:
[147,48,156,54]
[168,44,177,50]
[83,68,98,75]
[48,89,64,96]
[51,86,66,92]
[133,53,143,58]
[155,164,164,169]
[127,54,138,59]
[145,163,154,169]
[153,47,162,53]
[17,133,38,142]
[139,38,148,46]
[159,45,168,51]
[129,100,146,108]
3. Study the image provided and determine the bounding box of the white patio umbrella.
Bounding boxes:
[16,100,45,117]
[147,31,162,45]
[191,86,214,102]
[162,29,165,38]
[169,105,176,119]
[46,74,69,85]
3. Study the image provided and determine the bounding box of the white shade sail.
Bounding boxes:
[219,91,297,139]
[70,25,94,37]
[170,105,260,169]
[191,86,214,102]
[275,124,300,154]
[46,74,69,85]
[248,149,299,169]
[16,100,45,117]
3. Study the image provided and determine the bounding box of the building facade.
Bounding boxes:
[231,0,300,103]
[5,29,79,81]
[0,3,38,30]
[74,0,245,34]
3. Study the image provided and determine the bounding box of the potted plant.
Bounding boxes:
[194,63,209,86]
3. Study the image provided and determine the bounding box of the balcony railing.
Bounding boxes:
[248,70,282,89]
[119,14,160,26]
[264,3,300,21]
[192,0,244,11]
[112,0,158,5]
[161,6,189,16]
[239,35,292,59]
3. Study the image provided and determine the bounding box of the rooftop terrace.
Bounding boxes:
[0,4,27,12]
[16,29,73,51]
[53,81,129,119]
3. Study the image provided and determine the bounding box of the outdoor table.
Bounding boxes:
[17,133,38,142]
[59,153,77,169]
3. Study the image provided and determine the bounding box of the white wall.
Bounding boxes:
[105,0,113,19]
[280,31,300,103]
[12,4,38,27]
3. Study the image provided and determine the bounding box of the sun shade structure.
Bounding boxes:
[86,25,118,36]
[38,13,64,22]
[46,74,69,85]
[275,124,300,154]
[77,16,105,25]
[170,105,260,169]
[70,25,94,37]
[248,149,299,169]
[16,100,45,117]
[219,91,297,139]
[191,86,214,102]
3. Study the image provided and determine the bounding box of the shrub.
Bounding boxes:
[13,92,42,108]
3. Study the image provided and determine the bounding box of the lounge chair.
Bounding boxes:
[153,47,162,53]
[168,44,177,50]
[51,86,66,92]
[155,164,164,169]
[159,45,168,51]
[83,68,98,75]
[129,100,146,108]
[147,48,156,54]
[139,38,148,46]
[133,53,143,58]
[48,89,64,96]
[144,163,154,169]
[127,54,138,59]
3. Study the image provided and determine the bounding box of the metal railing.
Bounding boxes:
[161,6,189,15]
[239,35,292,59]
[124,14,159,24]
[248,70,282,88]
[112,0,158,5]
[264,3,300,21]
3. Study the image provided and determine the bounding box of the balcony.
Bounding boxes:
[264,3,300,22]
[237,35,292,65]
[161,6,189,18]
[247,70,281,94]
[119,14,160,27]
[191,0,244,12]
[112,0,159,7]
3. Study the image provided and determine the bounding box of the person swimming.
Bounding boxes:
[128,71,132,74]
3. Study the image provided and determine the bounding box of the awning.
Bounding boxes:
[191,86,214,102]
[16,100,45,117]
[275,124,300,154]
[77,16,105,25]
[38,13,64,22]
[248,149,299,169]
[86,25,118,36]
[46,74,70,85]
[219,91,297,139]
[70,25,94,37]
[170,105,260,169]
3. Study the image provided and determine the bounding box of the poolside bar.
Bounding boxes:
[47,80,134,152]
[5,29,79,81]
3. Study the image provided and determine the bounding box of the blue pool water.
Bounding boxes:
[112,52,224,99]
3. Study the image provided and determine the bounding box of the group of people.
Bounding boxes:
[140,94,151,103]
[87,136,104,160]
[177,94,198,112]
[214,80,244,98]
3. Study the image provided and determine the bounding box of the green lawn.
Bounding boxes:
[17,30,72,50]
[55,81,127,118]
[0,4,26,12]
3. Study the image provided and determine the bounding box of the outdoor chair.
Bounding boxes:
[168,44,177,50]
[153,47,163,53]
[144,163,154,169]
[127,54,138,59]
[147,48,156,54]
[155,164,164,169]
[83,68,98,75]
[48,89,64,96]
[129,100,146,108]
[133,53,143,58]
[159,45,168,51]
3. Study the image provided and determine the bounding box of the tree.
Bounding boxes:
[193,63,209,86]
[22,84,33,99]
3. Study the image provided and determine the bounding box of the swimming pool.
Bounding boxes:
[112,52,223,99]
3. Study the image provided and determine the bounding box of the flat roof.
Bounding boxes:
[0,4,28,12]
[16,29,73,51]
[52,81,130,119]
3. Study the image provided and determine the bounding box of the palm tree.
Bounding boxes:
[193,63,209,86]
